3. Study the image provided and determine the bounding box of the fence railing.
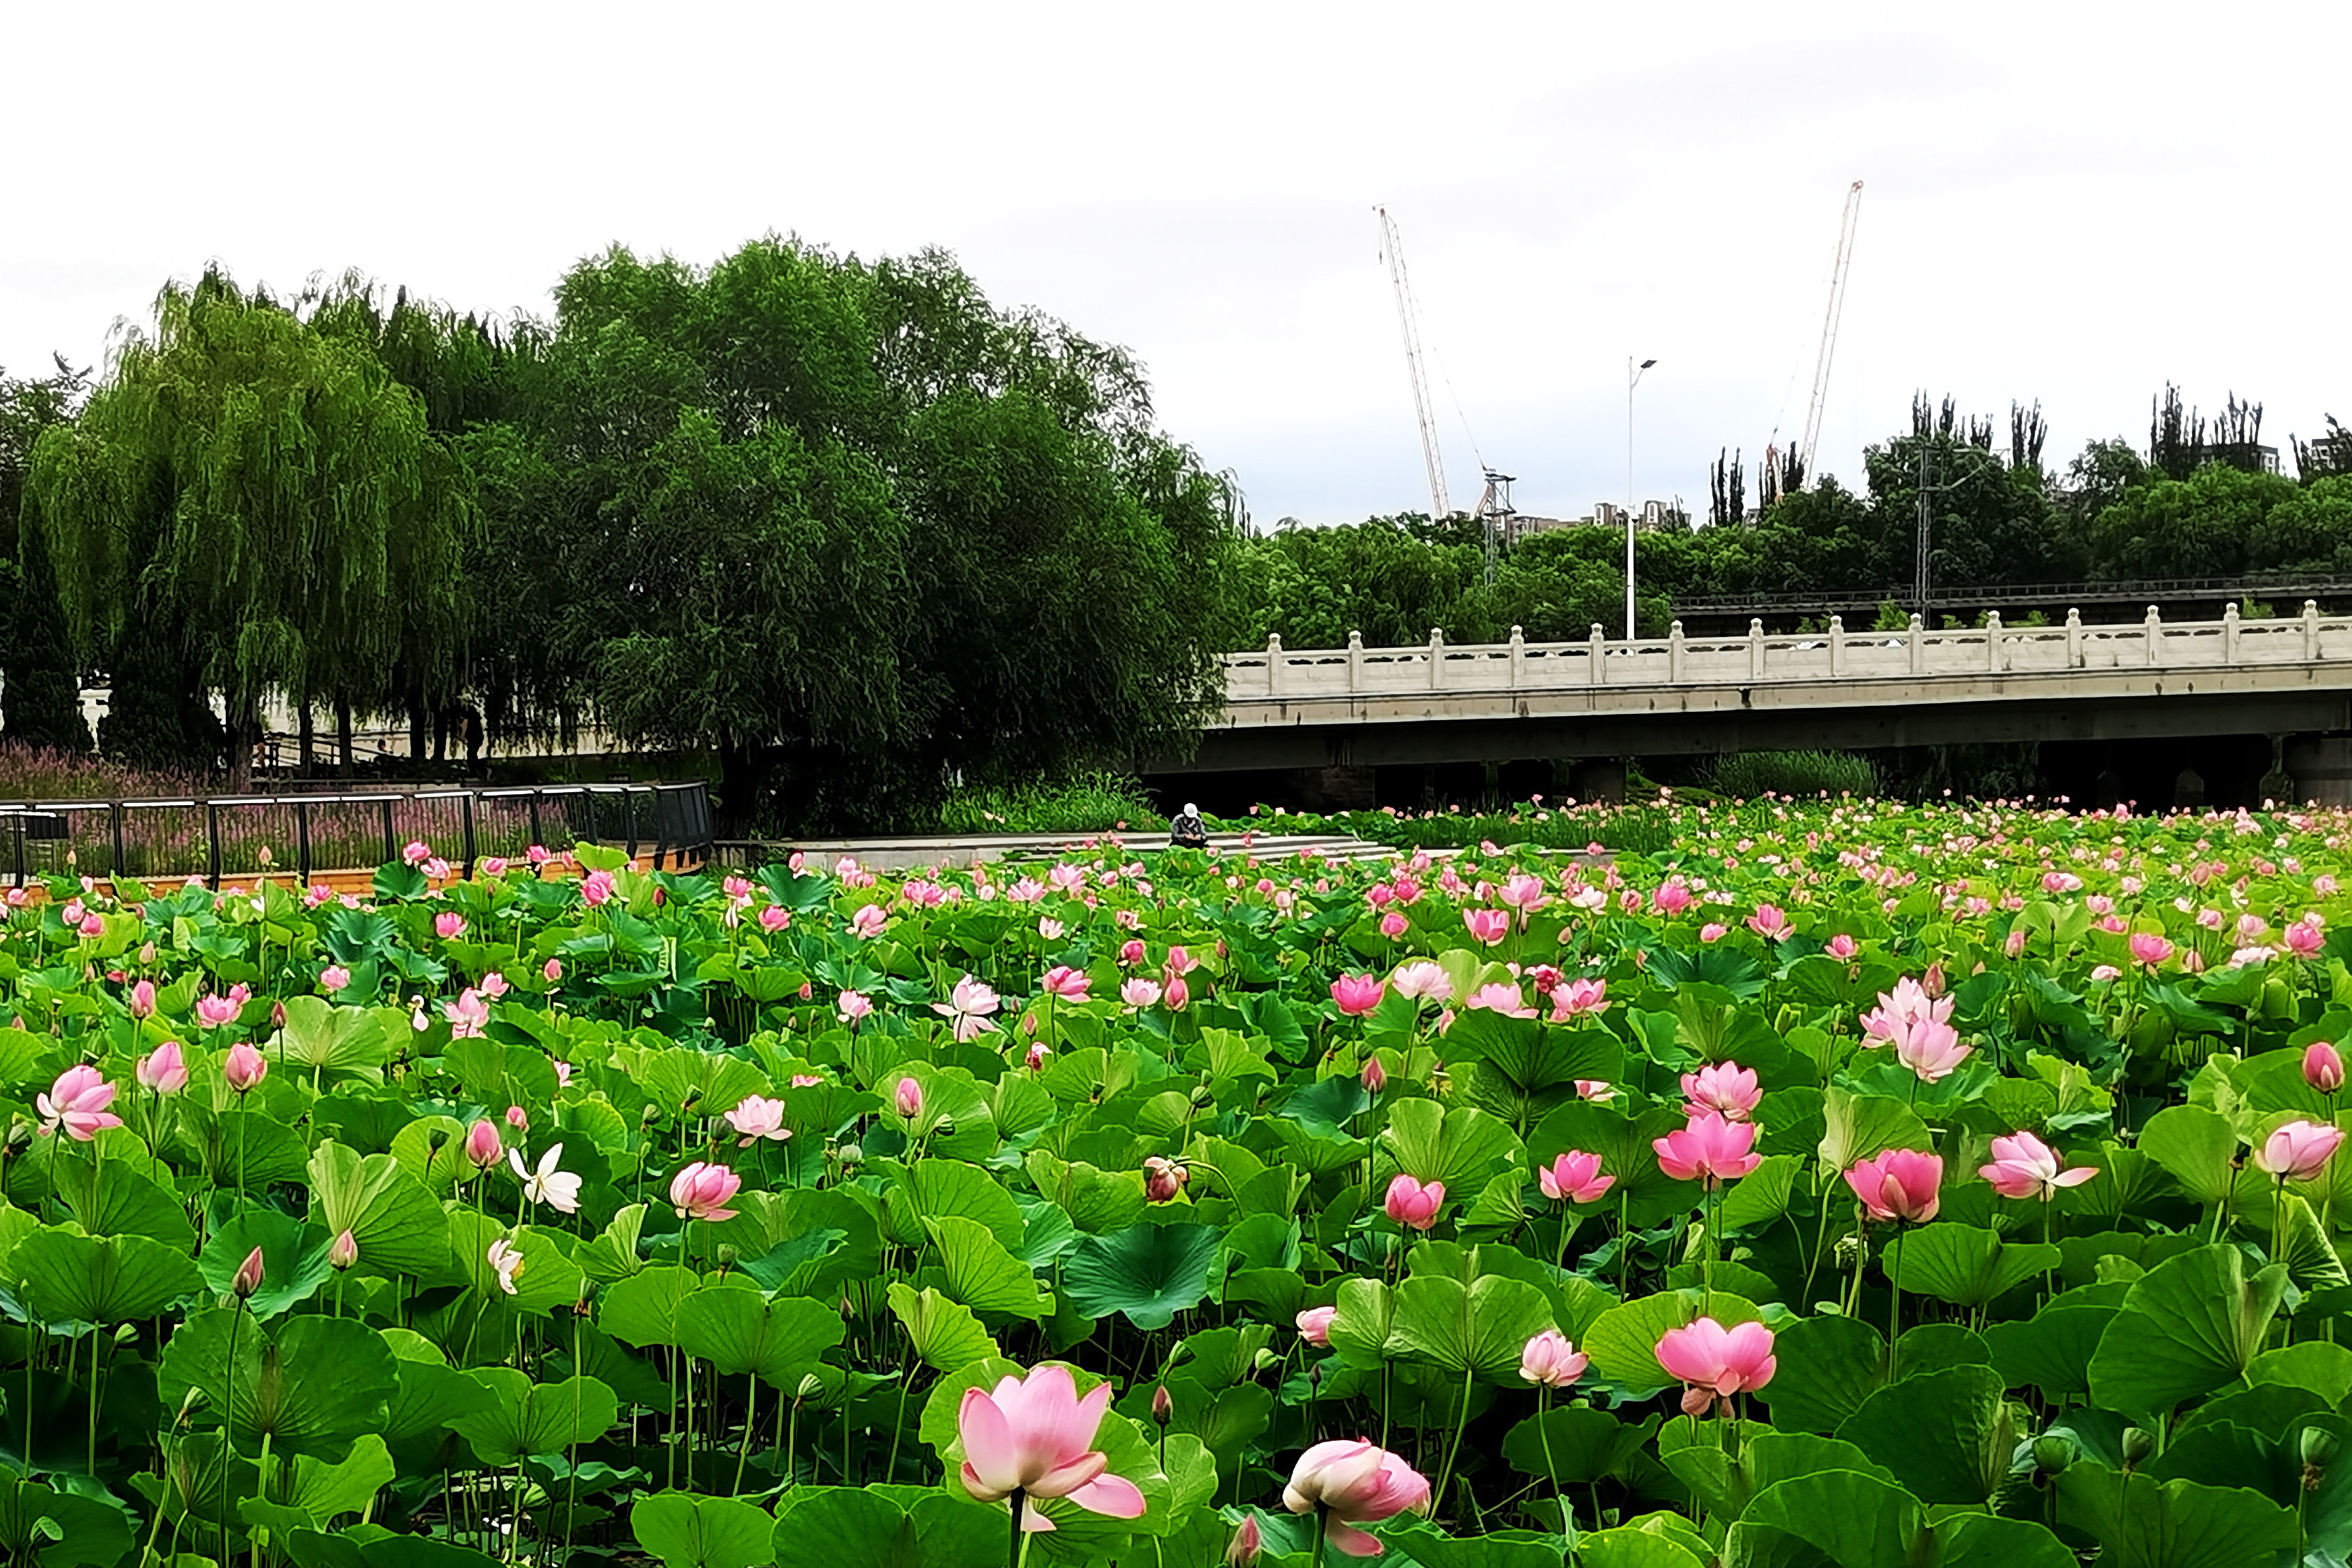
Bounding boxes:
[1669,572,2352,618]
[1222,602,2351,707]
[2,781,713,889]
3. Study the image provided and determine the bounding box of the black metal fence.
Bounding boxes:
[2,781,713,889]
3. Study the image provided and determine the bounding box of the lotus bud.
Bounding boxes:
[2032,1434,2076,1475]
[796,1373,824,1405]
[1152,1384,1173,1426]
[2121,1428,2154,1468]
[270,1000,287,1032]
[838,1143,864,1170]
[328,1229,359,1271]
[2305,1428,2340,1468]
[1226,1513,1263,1567]
[232,1246,265,1300]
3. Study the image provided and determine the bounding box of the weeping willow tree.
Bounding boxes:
[30,269,476,789]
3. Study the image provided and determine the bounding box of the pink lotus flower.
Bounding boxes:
[850,904,887,939]
[1653,882,1693,916]
[233,1245,266,1299]
[1498,872,1550,922]
[2127,932,2174,966]
[137,1042,188,1095]
[1143,1156,1190,1204]
[1296,1305,1339,1347]
[1118,938,1147,967]
[895,1076,924,1120]
[1861,977,1952,1045]
[444,989,490,1039]
[505,1104,529,1131]
[1039,966,1091,1001]
[1330,974,1384,1017]
[1844,1148,1943,1224]
[723,1096,792,1147]
[1575,1079,1616,1102]
[1891,1015,1973,1083]
[319,965,351,994]
[836,990,874,1026]
[1389,962,1453,1004]
[1120,977,1163,1010]
[1680,1061,1761,1122]
[480,856,508,877]
[956,1365,1146,1529]
[1824,933,1858,960]
[1383,1174,1446,1230]
[2255,1120,2345,1181]
[542,958,564,984]
[1378,911,1409,938]
[1467,981,1535,1019]
[1747,905,1793,941]
[2307,1043,2345,1094]
[1653,1112,1761,1188]
[1538,1150,1614,1204]
[581,870,615,908]
[1699,923,1729,943]
[1548,977,1608,1019]
[1024,1041,1051,1071]
[1162,974,1190,1011]
[1656,1317,1776,1415]
[463,1117,504,1170]
[757,903,790,933]
[402,839,431,867]
[195,992,243,1030]
[1463,909,1509,945]
[1281,1439,1431,1556]
[329,1229,359,1270]
[37,1065,120,1141]
[1228,1513,1263,1567]
[933,975,1002,1040]
[434,912,467,941]
[669,1161,741,1222]
[128,979,156,1019]
[2287,919,2326,958]
[1980,1130,2098,1200]
[1518,1330,1588,1388]
[223,1041,267,1094]
[486,1238,524,1295]
[1360,1056,1387,1094]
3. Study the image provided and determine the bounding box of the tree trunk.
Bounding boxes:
[410,696,427,762]
[432,705,449,764]
[227,695,257,794]
[298,702,315,773]
[336,693,354,779]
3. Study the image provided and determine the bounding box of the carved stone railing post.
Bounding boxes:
[1427,628,1445,689]
[1509,625,1525,688]
[1828,615,1845,679]
[1908,613,1924,674]
[2306,601,2323,661]
[1590,623,1607,685]
[1267,634,1282,696]
[1668,620,1685,683]
[1748,618,1765,679]
[1986,610,2004,673]
[2065,608,2083,668]
[2144,606,2162,666]
[2223,601,2240,664]
[1348,630,1363,691]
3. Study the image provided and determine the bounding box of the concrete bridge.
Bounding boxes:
[1163,603,2352,800]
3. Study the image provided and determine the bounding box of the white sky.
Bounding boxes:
[8,0,2347,527]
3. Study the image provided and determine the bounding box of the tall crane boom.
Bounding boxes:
[1375,206,1451,522]
[1797,180,1865,481]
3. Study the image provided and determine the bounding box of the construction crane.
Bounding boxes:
[1375,206,1451,523]
[1795,180,1865,482]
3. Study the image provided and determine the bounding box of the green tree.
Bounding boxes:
[30,270,475,789]
[2085,463,2300,581]
[0,360,92,753]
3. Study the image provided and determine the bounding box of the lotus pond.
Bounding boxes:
[6,798,2352,1568]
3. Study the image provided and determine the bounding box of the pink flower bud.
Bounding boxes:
[464,1117,504,1170]
[128,979,157,1019]
[542,958,564,984]
[2308,1043,2346,1095]
[895,1076,924,1120]
[329,1229,359,1270]
[223,1041,267,1094]
[233,1246,265,1299]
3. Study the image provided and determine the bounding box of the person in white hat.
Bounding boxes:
[1169,802,1210,851]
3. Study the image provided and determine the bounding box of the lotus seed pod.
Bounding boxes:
[2032,1434,2076,1474]
[2305,1428,2340,1468]
[2121,1428,2155,1467]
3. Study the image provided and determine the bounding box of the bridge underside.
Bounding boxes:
[1156,685,2352,774]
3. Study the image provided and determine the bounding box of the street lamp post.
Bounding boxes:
[1626,357,1657,640]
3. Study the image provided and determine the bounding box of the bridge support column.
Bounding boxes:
[2285,736,2352,807]
[1571,757,1627,806]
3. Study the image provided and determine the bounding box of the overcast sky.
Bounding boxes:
[9,1,2346,527]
